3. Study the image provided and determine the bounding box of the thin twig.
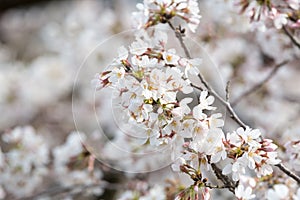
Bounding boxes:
[191,80,247,129]
[169,21,300,187]
[168,21,191,59]
[232,60,289,106]
[226,80,231,102]
[283,26,300,50]
[276,163,300,184]
[204,183,231,190]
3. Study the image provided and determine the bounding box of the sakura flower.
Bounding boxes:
[287,0,300,10]
[91,71,112,89]
[164,67,193,94]
[194,90,216,112]
[236,126,261,148]
[53,131,86,167]
[163,116,182,136]
[162,49,180,65]
[235,185,256,200]
[226,130,243,147]
[108,67,126,83]
[208,113,224,129]
[223,154,248,181]
[179,57,202,76]
[175,185,210,200]
[131,55,158,68]
[206,128,227,163]
[271,8,288,29]
[266,184,289,200]
[175,0,201,32]
[210,142,227,163]
[179,119,195,138]
[172,97,193,117]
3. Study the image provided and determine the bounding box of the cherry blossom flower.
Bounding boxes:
[236,0,299,30]
[266,184,289,200]
[179,57,202,76]
[195,90,216,112]
[0,126,49,197]
[287,0,300,10]
[163,48,180,65]
[235,185,256,200]
[271,8,288,29]
[172,97,193,117]
[223,154,248,181]
[236,126,261,148]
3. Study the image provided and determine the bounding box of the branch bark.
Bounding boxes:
[276,163,300,184]
[211,163,236,194]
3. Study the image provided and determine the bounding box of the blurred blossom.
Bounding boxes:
[0,126,49,197]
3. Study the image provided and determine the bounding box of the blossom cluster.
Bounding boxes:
[132,0,201,32]
[222,127,280,181]
[0,127,49,198]
[0,0,299,199]
[93,0,286,198]
[0,126,103,199]
[93,29,203,146]
[118,183,166,200]
[237,0,300,30]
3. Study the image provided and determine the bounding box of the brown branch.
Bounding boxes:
[211,163,235,194]
[226,80,231,102]
[276,163,300,184]
[232,60,289,106]
[168,21,191,59]
[283,26,300,50]
[169,20,300,189]
[204,183,232,190]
